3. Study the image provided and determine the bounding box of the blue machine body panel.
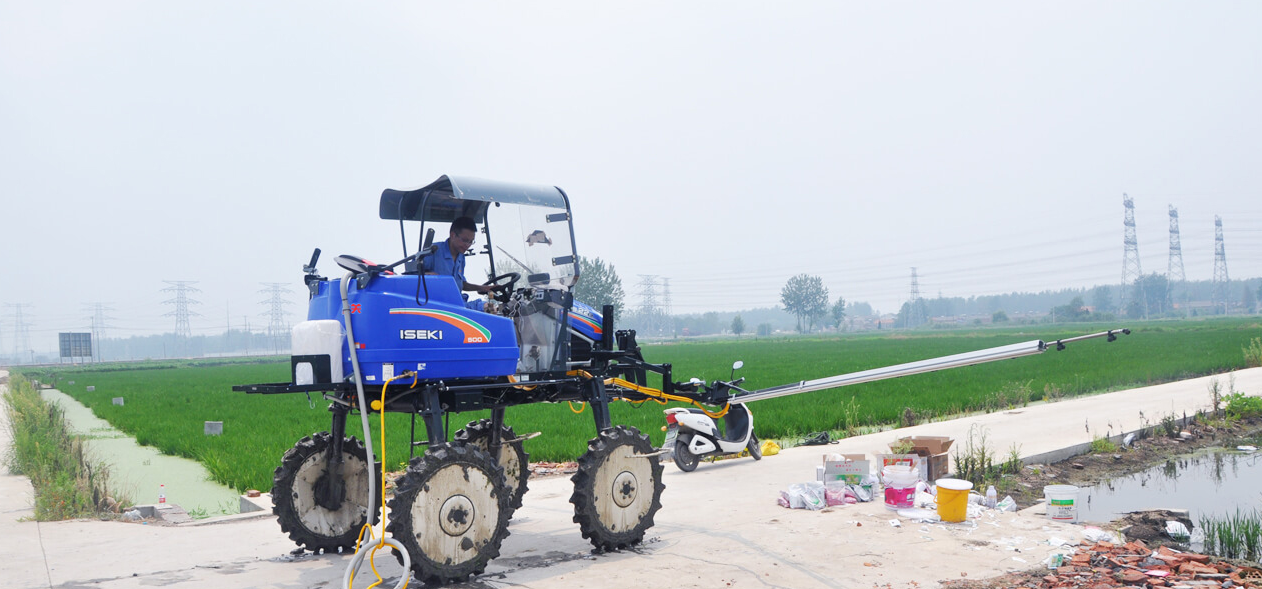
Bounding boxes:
[308,275,519,383]
[568,299,604,341]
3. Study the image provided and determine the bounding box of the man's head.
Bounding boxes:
[448,216,478,255]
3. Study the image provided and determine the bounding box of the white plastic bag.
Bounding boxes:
[788,483,826,510]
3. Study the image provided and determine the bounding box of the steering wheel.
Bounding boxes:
[335,255,372,274]
[482,272,521,304]
[335,254,394,276]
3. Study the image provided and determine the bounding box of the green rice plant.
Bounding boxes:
[25,317,1262,495]
[1200,508,1262,561]
[2,375,127,520]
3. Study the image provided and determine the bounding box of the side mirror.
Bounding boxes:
[730,360,744,380]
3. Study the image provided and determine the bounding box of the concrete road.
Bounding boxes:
[3,367,1260,589]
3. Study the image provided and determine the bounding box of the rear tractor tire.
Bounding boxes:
[570,425,665,551]
[453,419,530,515]
[272,432,380,553]
[386,444,511,585]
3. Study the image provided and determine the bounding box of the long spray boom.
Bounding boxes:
[733,329,1130,404]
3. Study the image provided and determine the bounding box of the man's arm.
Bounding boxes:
[462,281,493,295]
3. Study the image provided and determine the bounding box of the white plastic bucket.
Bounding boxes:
[1044,485,1080,522]
[882,465,918,510]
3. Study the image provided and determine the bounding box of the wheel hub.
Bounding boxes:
[439,495,476,536]
[611,471,638,507]
[312,472,347,511]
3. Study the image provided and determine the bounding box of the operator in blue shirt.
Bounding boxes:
[421,216,495,311]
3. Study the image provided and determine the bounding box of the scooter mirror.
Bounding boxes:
[732,361,744,371]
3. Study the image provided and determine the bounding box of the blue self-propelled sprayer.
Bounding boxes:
[234,175,1129,585]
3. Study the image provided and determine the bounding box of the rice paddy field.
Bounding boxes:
[23,318,1262,494]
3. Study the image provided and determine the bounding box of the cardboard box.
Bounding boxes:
[894,436,954,456]
[822,454,870,484]
[925,453,950,482]
[890,436,953,482]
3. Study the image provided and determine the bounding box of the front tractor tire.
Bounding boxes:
[386,444,511,585]
[453,419,530,514]
[570,425,665,551]
[272,432,380,553]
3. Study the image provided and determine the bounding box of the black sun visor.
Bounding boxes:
[380,175,569,223]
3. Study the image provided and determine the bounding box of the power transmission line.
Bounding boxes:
[1120,194,1145,318]
[1212,215,1230,313]
[661,277,674,337]
[908,267,923,328]
[1167,205,1186,283]
[5,303,32,362]
[161,281,202,338]
[259,283,293,354]
[637,275,661,336]
[84,302,115,362]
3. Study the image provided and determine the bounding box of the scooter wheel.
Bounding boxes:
[747,433,763,461]
[672,433,700,472]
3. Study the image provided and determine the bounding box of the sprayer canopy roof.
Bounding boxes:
[379,175,569,223]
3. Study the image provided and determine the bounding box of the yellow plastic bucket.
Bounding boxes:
[936,478,973,522]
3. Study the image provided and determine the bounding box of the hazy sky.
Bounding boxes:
[3,2,1260,355]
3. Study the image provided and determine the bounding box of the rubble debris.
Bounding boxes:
[944,537,1262,589]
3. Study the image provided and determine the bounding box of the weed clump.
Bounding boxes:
[953,423,1021,488]
[1244,337,1262,368]
[3,375,126,520]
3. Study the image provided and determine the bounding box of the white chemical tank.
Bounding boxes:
[291,320,345,385]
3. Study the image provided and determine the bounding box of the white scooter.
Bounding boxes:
[662,361,762,472]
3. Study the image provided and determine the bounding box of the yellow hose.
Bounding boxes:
[566,370,730,418]
[350,372,416,589]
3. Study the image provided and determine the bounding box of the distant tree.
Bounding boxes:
[992,310,1009,323]
[780,274,829,333]
[1050,296,1090,323]
[847,301,874,318]
[1091,285,1115,314]
[731,315,745,337]
[895,299,929,328]
[1244,287,1258,315]
[831,297,847,329]
[1131,273,1171,318]
[756,323,773,337]
[573,256,625,321]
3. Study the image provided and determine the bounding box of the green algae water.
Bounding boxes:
[41,389,242,517]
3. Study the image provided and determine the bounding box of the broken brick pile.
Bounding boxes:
[1039,539,1262,589]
